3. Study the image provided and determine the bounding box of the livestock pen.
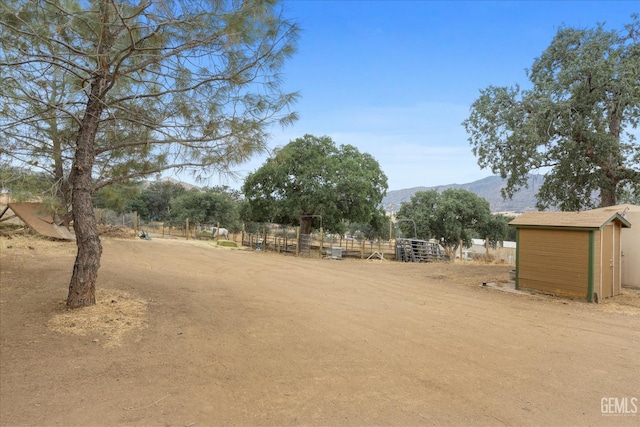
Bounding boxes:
[241,224,398,260]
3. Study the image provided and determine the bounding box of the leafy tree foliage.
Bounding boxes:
[618,182,640,205]
[0,0,299,308]
[396,190,439,239]
[242,134,388,235]
[346,218,390,241]
[474,214,516,244]
[0,163,53,200]
[93,182,144,215]
[396,189,492,251]
[168,188,240,231]
[463,17,640,211]
[135,181,187,222]
[93,180,243,228]
[0,163,64,215]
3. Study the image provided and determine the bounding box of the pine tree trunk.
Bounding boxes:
[66,71,107,309]
[67,187,102,308]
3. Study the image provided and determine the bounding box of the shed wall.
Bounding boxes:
[621,211,640,287]
[594,230,601,298]
[597,223,622,298]
[599,226,613,298]
[614,223,622,295]
[517,228,589,298]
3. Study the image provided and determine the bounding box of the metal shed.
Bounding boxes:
[509,210,631,302]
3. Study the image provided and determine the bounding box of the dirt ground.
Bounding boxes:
[1,235,639,426]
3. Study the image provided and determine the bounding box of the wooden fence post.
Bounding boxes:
[263,229,267,252]
[485,237,489,259]
[361,240,365,259]
[186,218,189,240]
[296,226,300,257]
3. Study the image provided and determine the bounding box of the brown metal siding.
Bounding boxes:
[518,229,589,298]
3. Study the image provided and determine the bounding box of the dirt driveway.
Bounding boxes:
[1,236,639,426]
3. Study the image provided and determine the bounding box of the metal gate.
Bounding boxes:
[299,233,311,257]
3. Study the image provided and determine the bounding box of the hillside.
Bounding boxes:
[383,175,545,213]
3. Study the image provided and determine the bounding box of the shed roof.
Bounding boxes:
[509,210,631,229]
[589,203,640,215]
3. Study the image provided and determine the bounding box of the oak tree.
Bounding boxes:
[463,17,640,211]
[242,134,388,235]
[396,189,491,251]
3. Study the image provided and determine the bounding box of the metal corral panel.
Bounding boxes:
[517,228,590,298]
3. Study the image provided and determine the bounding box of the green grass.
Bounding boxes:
[216,240,238,248]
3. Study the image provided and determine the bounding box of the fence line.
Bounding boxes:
[241,228,397,260]
[92,211,514,264]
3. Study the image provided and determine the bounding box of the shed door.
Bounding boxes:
[613,223,621,296]
[601,224,614,298]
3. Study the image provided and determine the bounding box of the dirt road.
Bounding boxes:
[1,236,638,426]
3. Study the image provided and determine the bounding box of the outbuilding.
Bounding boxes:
[509,210,631,302]
[589,204,640,289]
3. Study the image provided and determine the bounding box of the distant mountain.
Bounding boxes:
[383,175,545,213]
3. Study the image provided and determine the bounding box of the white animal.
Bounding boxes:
[211,227,229,240]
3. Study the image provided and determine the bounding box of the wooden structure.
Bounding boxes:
[509,210,631,302]
[1,203,73,240]
[590,204,640,289]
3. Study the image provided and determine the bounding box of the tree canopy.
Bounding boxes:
[242,134,388,235]
[0,0,299,308]
[463,16,640,211]
[395,189,492,251]
[169,188,241,231]
[93,181,144,215]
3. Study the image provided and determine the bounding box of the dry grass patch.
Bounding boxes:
[0,234,75,256]
[48,288,148,348]
[601,287,640,315]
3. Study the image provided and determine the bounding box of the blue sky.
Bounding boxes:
[198,1,638,192]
